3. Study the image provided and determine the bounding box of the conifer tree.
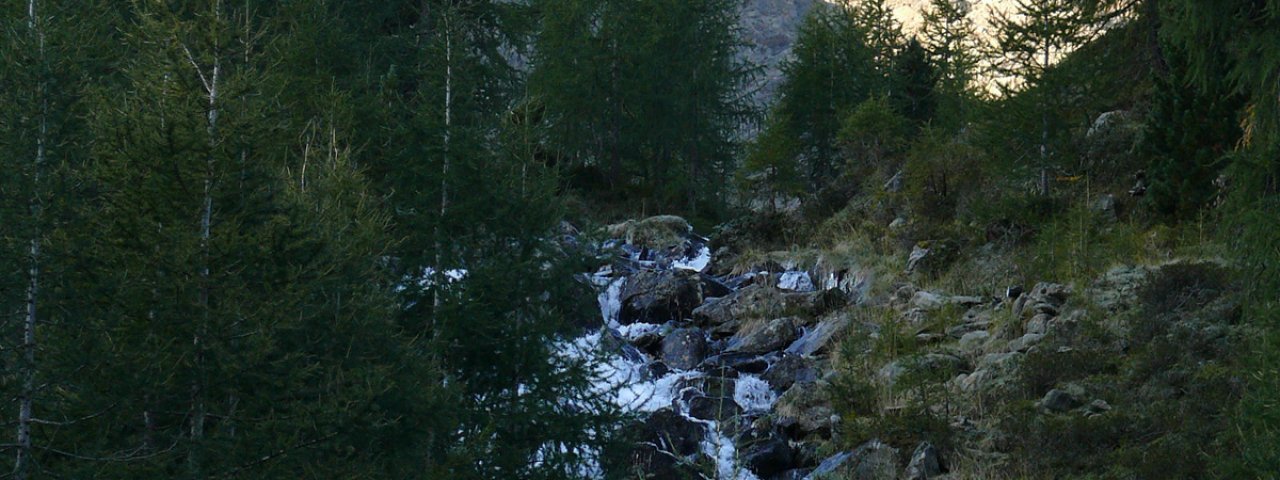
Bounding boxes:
[991,0,1099,194]
[889,38,939,127]
[529,0,754,211]
[920,0,980,128]
[775,4,879,187]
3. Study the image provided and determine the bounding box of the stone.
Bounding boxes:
[1039,388,1081,413]
[959,330,991,353]
[912,290,947,310]
[764,354,819,391]
[1087,399,1112,414]
[786,314,851,357]
[1023,282,1071,317]
[958,352,1022,393]
[619,269,704,324]
[729,317,800,354]
[693,283,796,336]
[624,409,705,478]
[805,439,899,480]
[661,328,708,371]
[1007,333,1045,353]
[907,245,932,273]
[904,441,944,480]
[1088,265,1152,313]
[1025,313,1052,335]
[687,394,742,423]
[744,434,796,477]
[701,352,771,374]
[776,381,835,436]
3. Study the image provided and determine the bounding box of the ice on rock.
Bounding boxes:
[701,425,762,480]
[616,322,664,342]
[733,374,777,413]
[778,270,815,292]
[673,245,712,272]
[597,276,626,327]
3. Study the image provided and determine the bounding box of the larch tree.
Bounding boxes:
[991,0,1099,195]
[919,0,980,129]
[774,3,879,188]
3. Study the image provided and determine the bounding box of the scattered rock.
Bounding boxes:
[776,381,836,437]
[806,439,899,480]
[959,330,992,353]
[744,434,796,477]
[1007,333,1045,353]
[1020,282,1071,318]
[687,394,742,423]
[619,270,704,324]
[661,328,708,370]
[701,352,771,374]
[1039,388,1082,413]
[624,409,706,477]
[764,354,818,391]
[957,352,1022,393]
[1025,313,1052,335]
[786,314,852,357]
[1087,399,1112,415]
[904,441,944,480]
[728,317,800,354]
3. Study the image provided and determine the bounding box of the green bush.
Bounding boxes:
[903,128,982,223]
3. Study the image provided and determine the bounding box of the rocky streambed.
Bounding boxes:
[570,221,886,479]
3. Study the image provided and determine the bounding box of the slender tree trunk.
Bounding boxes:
[432,11,452,313]
[1039,36,1050,196]
[186,2,223,473]
[16,1,46,477]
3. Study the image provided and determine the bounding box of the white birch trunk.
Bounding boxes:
[16,1,45,477]
[183,1,223,473]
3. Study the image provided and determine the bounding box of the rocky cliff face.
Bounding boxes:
[736,0,1017,103]
[737,0,819,102]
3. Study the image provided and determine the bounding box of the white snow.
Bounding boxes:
[777,270,815,292]
[673,245,712,272]
[733,374,777,413]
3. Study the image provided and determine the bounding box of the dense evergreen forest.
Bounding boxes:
[1,0,1276,478]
